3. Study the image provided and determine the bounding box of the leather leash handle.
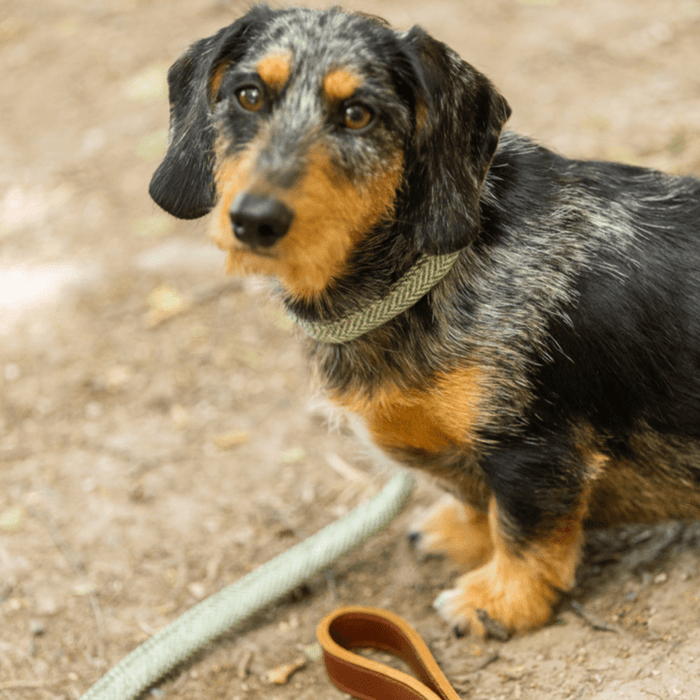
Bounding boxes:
[317,606,462,700]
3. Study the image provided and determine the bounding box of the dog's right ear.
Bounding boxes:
[149,5,274,219]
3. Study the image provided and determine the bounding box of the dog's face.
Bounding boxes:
[150,5,511,300]
[208,8,412,299]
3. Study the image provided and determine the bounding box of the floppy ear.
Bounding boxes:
[149,5,274,219]
[397,27,511,254]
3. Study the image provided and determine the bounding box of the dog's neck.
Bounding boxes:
[284,251,462,344]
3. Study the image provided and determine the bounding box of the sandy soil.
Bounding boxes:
[2,1,700,698]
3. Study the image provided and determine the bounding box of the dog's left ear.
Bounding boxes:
[396,27,511,254]
[149,5,274,219]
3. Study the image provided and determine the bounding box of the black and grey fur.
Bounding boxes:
[150,5,700,636]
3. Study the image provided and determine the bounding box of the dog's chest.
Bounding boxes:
[329,366,487,457]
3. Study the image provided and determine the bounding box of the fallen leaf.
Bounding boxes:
[213,430,250,449]
[146,284,190,326]
[0,506,24,532]
[267,657,306,685]
[279,447,306,463]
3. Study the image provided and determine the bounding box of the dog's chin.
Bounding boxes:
[223,245,280,279]
[234,244,276,259]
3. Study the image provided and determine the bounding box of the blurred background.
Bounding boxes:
[1,1,699,699]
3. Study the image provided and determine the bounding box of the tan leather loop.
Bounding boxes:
[317,606,462,700]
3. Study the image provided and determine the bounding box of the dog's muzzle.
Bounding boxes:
[229,192,294,249]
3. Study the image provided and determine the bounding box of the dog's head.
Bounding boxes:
[150,5,510,299]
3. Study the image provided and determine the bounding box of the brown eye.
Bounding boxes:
[343,104,372,130]
[236,86,263,112]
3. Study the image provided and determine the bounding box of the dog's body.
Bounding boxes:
[150,5,700,636]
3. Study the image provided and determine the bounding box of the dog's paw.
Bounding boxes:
[432,556,558,638]
[408,494,493,571]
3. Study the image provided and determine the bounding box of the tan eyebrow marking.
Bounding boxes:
[256,51,293,90]
[323,68,363,101]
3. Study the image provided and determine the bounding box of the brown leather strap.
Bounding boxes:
[317,606,462,700]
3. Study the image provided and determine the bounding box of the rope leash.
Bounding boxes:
[78,254,465,699]
[79,470,415,700]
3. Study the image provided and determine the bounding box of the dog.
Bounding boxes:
[149,4,700,637]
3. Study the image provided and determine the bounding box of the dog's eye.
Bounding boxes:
[343,104,373,130]
[236,86,263,112]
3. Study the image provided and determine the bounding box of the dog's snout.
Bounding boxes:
[229,193,294,248]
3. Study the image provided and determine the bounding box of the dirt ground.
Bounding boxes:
[2,0,700,698]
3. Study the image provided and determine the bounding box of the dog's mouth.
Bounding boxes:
[235,244,276,258]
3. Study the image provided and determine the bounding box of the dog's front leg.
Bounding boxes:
[432,436,595,637]
[434,494,585,637]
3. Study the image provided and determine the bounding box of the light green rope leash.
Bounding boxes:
[290,251,462,344]
[80,251,456,698]
[80,470,415,700]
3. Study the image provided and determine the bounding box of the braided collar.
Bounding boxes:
[287,251,462,344]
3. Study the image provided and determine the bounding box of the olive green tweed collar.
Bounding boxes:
[287,251,462,344]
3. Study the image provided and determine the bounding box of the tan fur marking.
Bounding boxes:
[588,456,700,526]
[432,367,490,445]
[209,135,261,257]
[334,366,487,455]
[573,425,700,526]
[209,61,230,100]
[211,139,403,300]
[271,147,401,298]
[413,495,493,571]
[443,495,586,637]
[323,68,363,101]
[257,51,292,90]
[368,397,456,453]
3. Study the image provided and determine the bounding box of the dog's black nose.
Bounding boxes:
[229,193,294,248]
